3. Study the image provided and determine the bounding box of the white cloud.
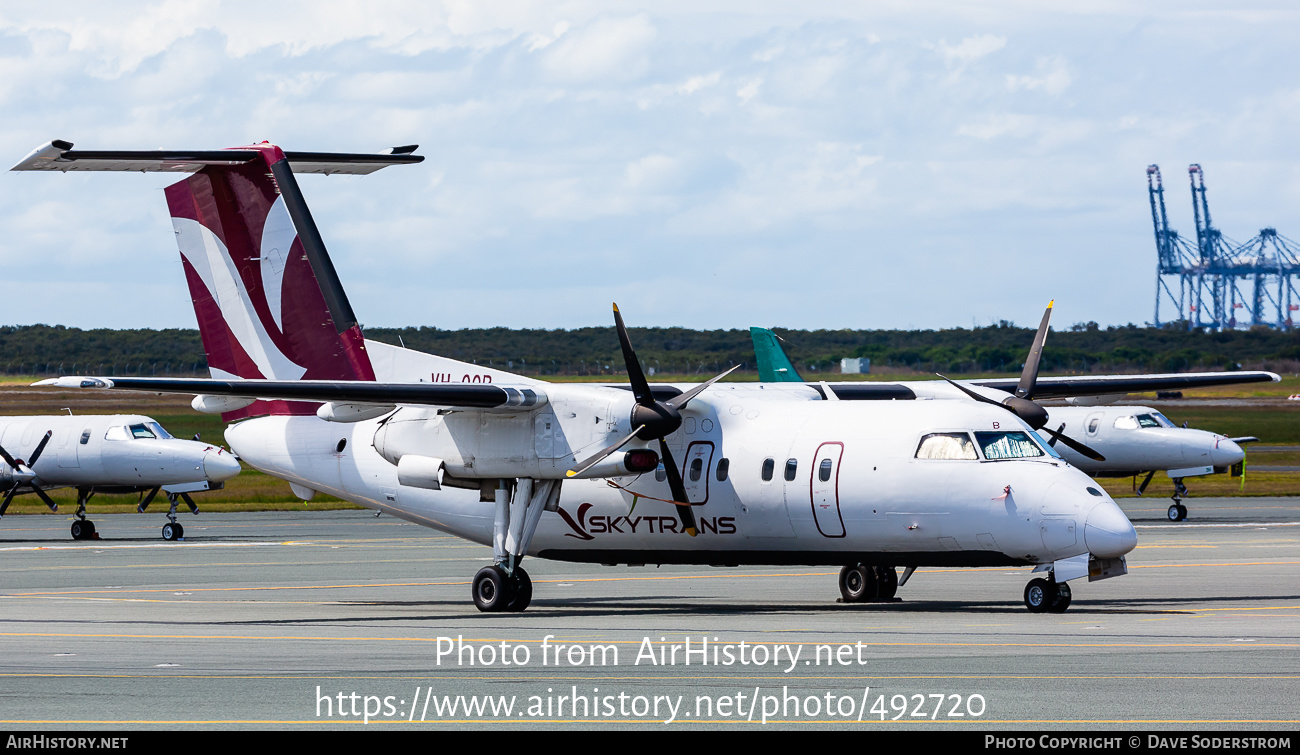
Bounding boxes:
[539,15,656,83]
[933,34,1006,67]
[1006,56,1071,95]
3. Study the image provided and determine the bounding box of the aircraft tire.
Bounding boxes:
[173,523,184,539]
[1167,504,1187,522]
[162,523,178,541]
[1047,581,1072,613]
[70,521,85,540]
[505,568,532,612]
[472,565,515,613]
[1024,578,1053,613]
[875,566,898,600]
[838,564,878,603]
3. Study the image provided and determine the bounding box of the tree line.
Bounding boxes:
[0,321,1295,377]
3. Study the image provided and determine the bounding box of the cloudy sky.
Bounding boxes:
[1,2,1297,332]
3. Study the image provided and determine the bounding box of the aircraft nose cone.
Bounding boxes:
[203,449,241,481]
[1212,438,1244,468]
[1084,502,1137,558]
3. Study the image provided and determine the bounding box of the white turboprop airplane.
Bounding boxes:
[0,413,241,539]
[17,139,1160,614]
[750,317,1271,522]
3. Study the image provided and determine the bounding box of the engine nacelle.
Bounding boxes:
[317,402,396,423]
[397,455,446,490]
[192,394,256,414]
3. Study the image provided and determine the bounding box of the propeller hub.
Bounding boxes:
[632,403,682,440]
[1003,396,1048,430]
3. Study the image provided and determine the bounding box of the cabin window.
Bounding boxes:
[128,423,156,440]
[79,429,91,445]
[1113,416,1139,430]
[1087,418,1100,433]
[819,458,833,482]
[1135,414,1161,428]
[689,458,703,482]
[974,431,1045,460]
[761,458,774,481]
[784,458,798,481]
[104,426,129,441]
[915,432,977,460]
[715,458,729,482]
[655,464,667,482]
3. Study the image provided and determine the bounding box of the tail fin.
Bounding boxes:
[749,327,804,382]
[12,139,424,419]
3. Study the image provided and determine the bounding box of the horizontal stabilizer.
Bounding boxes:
[35,376,544,411]
[11,140,423,175]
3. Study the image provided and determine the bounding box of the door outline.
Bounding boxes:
[809,441,846,538]
[683,440,714,505]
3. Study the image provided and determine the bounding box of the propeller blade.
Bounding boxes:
[665,364,741,410]
[566,426,645,478]
[612,303,655,407]
[1016,301,1053,400]
[0,444,20,471]
[30,485,58,512]
[138,486,161,513]
[1136,470,1155,496]
[938,375,1008,409]
[657,439,698,537]
[0,486,19,517]
[1045,422,1066,447]
[1040,426,1106,462]
[27,431,54,467]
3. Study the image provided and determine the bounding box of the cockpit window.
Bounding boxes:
[129,423,157,439]
[1113,416,1139,430]
[1135,414,1161,428]
[105,426,129,441]
[145,422,173,439]
[1152,412,1175,428]
[915,433,978,460]
[974,431,1045,460]
[1028,430,1062,459]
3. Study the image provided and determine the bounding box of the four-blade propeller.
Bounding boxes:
[938,301,1107,462]
[0,431,57,517]
[567,303,737,537]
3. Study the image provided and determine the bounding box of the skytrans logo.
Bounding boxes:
[556,503,737,540]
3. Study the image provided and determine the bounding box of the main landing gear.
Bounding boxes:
[837,564,900,603]
[472,565,533,612]
[1167,477,1190,522]
[472,478,562,613]
[1023,576,1071,613]
[70,488,97,540]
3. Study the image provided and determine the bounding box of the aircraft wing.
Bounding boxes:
[34,377,543,410]
[11,140,423,175]
[968,371,1280,399]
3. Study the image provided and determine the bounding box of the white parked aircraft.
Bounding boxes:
[0,413,241,539]
[20,140,1149,613]
[751,309,1272,522]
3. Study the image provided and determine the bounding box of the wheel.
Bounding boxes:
[1167,503,1187,522]
[70,520,85,540]
[875,566,898,600]
[472,565,514,612]
[1047,581,1072,613]
[162,522,178,541]
[839,564,877,603]
[1024,578,1053,613]
[172,523,184,540]
[83,520,96,538]
[505,567,532,612]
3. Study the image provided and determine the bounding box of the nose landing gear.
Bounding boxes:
[70,488,97,540]
[1167,477,1189,521]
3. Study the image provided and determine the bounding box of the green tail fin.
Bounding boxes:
[750,327,804,382]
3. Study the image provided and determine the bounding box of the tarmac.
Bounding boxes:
[0,497,1297,730]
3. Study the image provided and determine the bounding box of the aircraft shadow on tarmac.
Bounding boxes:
[181,592,1300,625]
